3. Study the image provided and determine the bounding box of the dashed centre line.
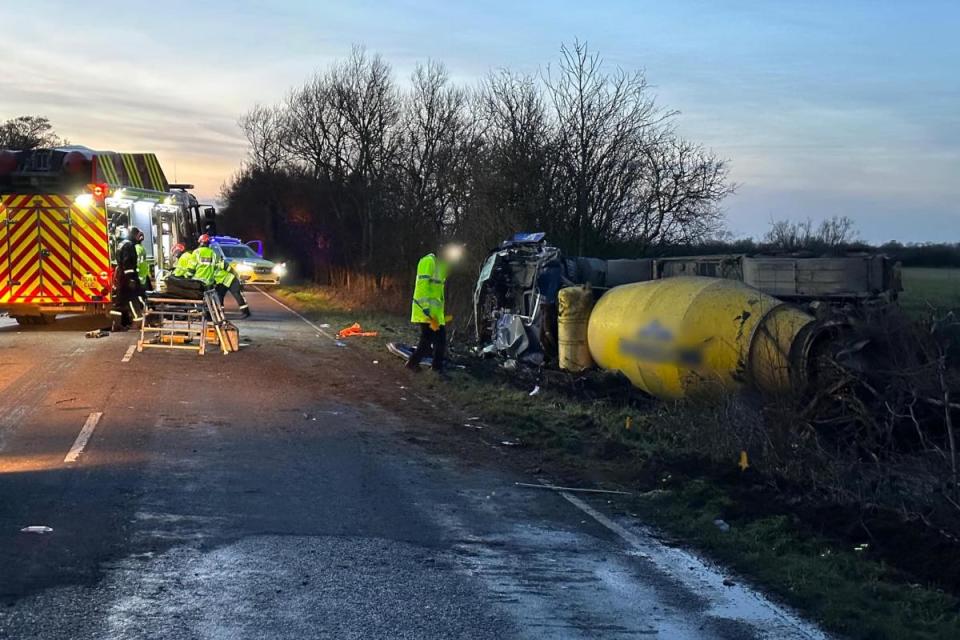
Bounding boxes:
[64,412,103,463]
[121,345,136,363]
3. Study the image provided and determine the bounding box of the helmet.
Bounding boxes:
[198,234,211,246]
[171,243,186,259]
[127,226,144,243]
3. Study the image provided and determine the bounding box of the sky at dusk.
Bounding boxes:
[1,0,957,243]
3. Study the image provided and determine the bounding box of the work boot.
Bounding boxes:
[240,305,251,319]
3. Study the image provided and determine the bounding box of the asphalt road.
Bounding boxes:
[0,291,829,640]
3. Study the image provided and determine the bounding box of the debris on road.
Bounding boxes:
[337,322,379,338]
[387,342,432,368]
[528,384,540,396]
[500,440,522,447]
[713,519,731,532]
[334,340,347,347]
[85,329,109,338]
[20,525,53,534]
[514,482,631,496]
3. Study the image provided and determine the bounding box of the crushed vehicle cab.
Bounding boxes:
[0,146,215,324]
[211,236,285,285]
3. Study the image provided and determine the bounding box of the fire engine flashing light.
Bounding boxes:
[86,183,110,202]
[74,194,95,207]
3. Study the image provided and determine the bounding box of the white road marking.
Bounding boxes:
[555,488,829,639]
[64,412,103,463]
[254,287,337,341]
[121,345,136,363]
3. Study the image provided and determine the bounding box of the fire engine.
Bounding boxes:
[0,146,215,325]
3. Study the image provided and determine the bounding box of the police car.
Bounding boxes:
[210,236,286,285]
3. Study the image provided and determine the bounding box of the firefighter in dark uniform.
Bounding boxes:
[110,227,145,331]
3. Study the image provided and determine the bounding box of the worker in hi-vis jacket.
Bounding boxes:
[406,243,464,373]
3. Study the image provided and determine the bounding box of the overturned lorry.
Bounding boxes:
[473,233,901,399]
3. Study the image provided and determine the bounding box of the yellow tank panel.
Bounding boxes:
[587,277,815,399]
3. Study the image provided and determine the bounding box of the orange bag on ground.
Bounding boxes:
[336,322,379,338]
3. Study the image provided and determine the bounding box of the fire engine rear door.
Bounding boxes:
[2,196,43,301]
[36,197,76,300]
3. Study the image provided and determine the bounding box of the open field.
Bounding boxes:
[901,267,960,314]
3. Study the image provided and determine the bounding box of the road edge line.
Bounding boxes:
[554,489,828,640]
[254,287,337,341]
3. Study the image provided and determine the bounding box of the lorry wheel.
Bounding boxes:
[12,315,54,326]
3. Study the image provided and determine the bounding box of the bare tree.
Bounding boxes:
[399,60,474,241]
[0,116,65,150]
[227,41,734,283]
[239,105,288,171]
[545,40,670,253]
[817,215,859,247]
[281,74,344,181]
[627,137,732,248]
[765,215,859,251]
[473,70,558,242]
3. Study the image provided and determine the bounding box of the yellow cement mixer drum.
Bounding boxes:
[586,277,817,399]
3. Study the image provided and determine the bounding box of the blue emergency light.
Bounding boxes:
[211,235,243,245]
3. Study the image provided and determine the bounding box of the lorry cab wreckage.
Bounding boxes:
[0,146,217,324]
[473,233,901,399]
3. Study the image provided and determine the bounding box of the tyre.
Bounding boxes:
[12,314,54,326]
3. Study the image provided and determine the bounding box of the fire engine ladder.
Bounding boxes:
[136,290,231,355]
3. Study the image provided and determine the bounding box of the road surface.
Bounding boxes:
[0,290,828,639]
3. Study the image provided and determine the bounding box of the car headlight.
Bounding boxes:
[272,263,286,276]
[234,262,254,274]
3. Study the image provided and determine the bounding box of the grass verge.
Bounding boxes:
[273,283,960,640]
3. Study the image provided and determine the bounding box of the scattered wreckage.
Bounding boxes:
[473,233,901,399]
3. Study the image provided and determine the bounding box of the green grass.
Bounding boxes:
[274,284,960,640]
[441,371,960,640]
[901,267,960,315]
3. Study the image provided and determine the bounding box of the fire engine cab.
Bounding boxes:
[0,146,215,325]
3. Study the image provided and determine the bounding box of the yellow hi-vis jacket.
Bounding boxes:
[193,246,217,286]
[411,253,447,325]
[135,243,150,285]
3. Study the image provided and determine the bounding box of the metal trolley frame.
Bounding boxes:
[137,290,232,355]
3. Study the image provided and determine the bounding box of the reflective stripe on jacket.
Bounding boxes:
[116,239,138,280]
[410,253,447,325]
[214,262,236,288]
[193,246,217,285]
